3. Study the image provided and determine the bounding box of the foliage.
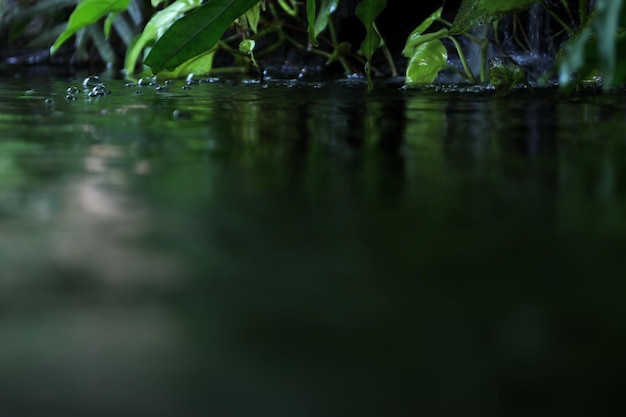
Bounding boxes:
[5,0,624,90]
[50,0,130,55]
[559,0,626,88]
[403,0,626,91]
[144,0,261,73]
[124,0,205,76]
[450,0,538,34]
[402,7,448,84]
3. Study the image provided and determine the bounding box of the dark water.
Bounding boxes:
[1,71,625,416]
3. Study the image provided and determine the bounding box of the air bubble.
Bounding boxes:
[138,76,156,86]
[88,85,110,97]
[83,75,101,87]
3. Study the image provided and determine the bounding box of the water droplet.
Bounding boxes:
[172,109,191,120]
[83,75,101,87]
[185,73,198,85]
[124,82,135,88]
[156,85,169,92]
[164,79,175,85]
[65,94,77,101]
[88,85,110,97]
[181,85,191,90]
[138,76,156,86]
[66,86,80,95]
[44,98,54,104]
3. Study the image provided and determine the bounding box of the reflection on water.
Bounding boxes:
[1,73,625,416]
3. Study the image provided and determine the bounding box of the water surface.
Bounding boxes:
[1,72,625,416]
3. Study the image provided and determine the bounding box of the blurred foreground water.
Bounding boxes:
[0,71,625,416]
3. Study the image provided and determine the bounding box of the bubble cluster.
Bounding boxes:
[88,85,111,97]
[65,86,80,100]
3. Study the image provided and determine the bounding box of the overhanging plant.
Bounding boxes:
[404,0,626,90]
[48,0,394,82]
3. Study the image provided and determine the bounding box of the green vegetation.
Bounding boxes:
[1,0,624,90]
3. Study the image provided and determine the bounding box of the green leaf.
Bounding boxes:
[450,0,538,34]
[306,0,318,46]
[404,6,442,48]
[124,0,204,75]
[277,0,298,17]
[594,0,624,87]
[558,14,596,85]
[558,0,626,88]
[244,1,262,33]
[144,0,260,73]
[104,12,116,39]
[405,39,448,84]
[313,0,339,40]
[239,39,255,54]
[157,48,216,79]
[403,28,448,58]
[50,0,130,55]
[356,0,386,61]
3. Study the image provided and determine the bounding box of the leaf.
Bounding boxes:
[277,0,298,17]
[405,39,448,84]
[157,48,216,79]
[239,39,255,54]
[104,12,117,39]
[403,28,449,58]
[50,0,130,55]
[558,14,596,85]
[593,0,625,87]
[450,0,538,34]
[313,0,339,40]
[244,1,262,33]
[355,0,386,61]
[306,0,318,46]
[558,0,626,88]
[144,0,261,73]
[124,0,204,75]
[402,7,447,58]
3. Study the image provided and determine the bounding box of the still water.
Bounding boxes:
[0,71,624,416]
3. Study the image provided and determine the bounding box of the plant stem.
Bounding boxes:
[447,36,476,82]
[480,39,488,82]
[579,0,588,24]
[380,43,398,77]
[327,19,352,74]
[542,0,574,35]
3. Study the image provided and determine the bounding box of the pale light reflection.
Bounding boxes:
[50,145,179,288]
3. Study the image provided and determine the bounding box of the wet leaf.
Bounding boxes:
[450,0,537,34]
[313,0,339,40]
[144,0,260,73]
[356,0,386,61]
[405,39,448,84]
[239,39,255,54]
[306,0,318,46]
[157,48,216,79]
[403,5,443,56]
[104,13,117,39]
[558,0,626,88]
[278,0,298,16]
[244,2,262,33]
[50,0,130,55]
[124,0,204,75]
[593,0,625,87]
